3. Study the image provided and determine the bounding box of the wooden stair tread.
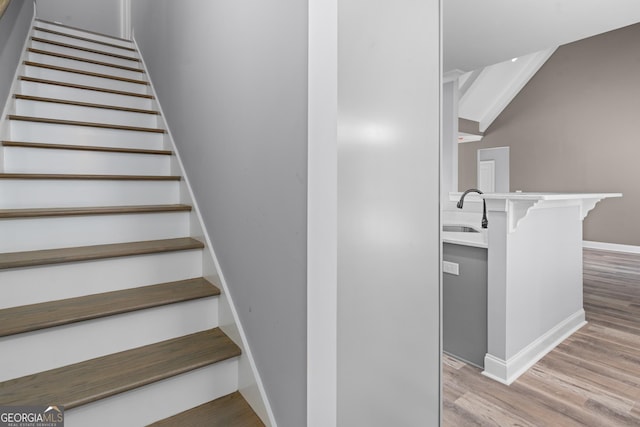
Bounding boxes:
[0,278,220,337]
[35,18,133,43]
[0,204,191,219]
[0,237,204,270]
[0,173,180,181]
[19,76,154,99]
[24,60,149,85]
[0,328,241,408]
[34,26,137,52]
[14,94,159,115]
[149,392,265,427]
[8,115,165,133]
[28,48,144,73]
[1,140,171,155]
[31,37,140,62]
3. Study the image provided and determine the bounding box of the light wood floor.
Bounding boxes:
[443,248,640,426]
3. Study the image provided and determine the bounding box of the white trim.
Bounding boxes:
[119,0,131,40]
[131,36,277,427]
[583,240,640,254]
[482,309,585,385]
[457,132,482,143]
[478,47,556,132]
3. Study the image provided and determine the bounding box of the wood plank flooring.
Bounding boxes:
[443,248,640,426]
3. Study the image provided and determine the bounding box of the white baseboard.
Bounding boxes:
[482,309,586,385]
[583,240,640,254]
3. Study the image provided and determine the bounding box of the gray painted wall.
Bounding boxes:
[337,0,441,425]
[0,0,32,109]
[35,0,121,37]
[459,23,640,245]
[130,2,307,426]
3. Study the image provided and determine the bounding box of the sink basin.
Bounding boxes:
[442,225,480,233]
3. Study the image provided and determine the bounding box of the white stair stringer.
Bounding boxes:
[0,17,273,427]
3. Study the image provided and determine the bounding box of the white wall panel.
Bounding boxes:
[337,0,441,426]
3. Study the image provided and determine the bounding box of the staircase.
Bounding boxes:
[0,18,265,426]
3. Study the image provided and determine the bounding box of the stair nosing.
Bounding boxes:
[31,37,140,62]
[8,115,165,133]
[0,278,220,337]
[33,26,137,52]
[35,18,133,43]
[28,48,144,73]
[24,60,149,85]
[0,237,204,270]
[19,76,154,99]
[0,173,180,181]
[0,204,192,219]
[1,140,171,156]
[2,141,173,156]
[14,94,159,115]
[0,328,240,409]
[148,391,266,427]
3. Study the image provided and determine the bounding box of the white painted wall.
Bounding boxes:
[35,0,122,38]
[337,0,441,426]
[0,0,32,120]
[130,2,307,426]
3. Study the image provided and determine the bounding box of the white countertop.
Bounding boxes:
[481,192,622,201]
[449,191,622,202]
[441,210,488,248]
[442,229,488,248]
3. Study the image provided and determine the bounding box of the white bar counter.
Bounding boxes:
[477,192,621,384]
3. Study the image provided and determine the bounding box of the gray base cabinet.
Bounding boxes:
[443,243,488,368]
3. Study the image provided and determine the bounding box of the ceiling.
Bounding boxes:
[444,0,640,73]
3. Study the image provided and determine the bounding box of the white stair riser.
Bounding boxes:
[27,51,145,80]
[31,40,140,69]
[9,121,164,150]
[20,80,153,110]
[66,360,238,427]
[4,147,170,175]
[0,298,219,382]
[24,65,149,95]
[0,251,203,308]
[33,29,138,57]
[0,212,189,252]
[0,179,180,208]
[35,21,134,49]
[15,99,159,128]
